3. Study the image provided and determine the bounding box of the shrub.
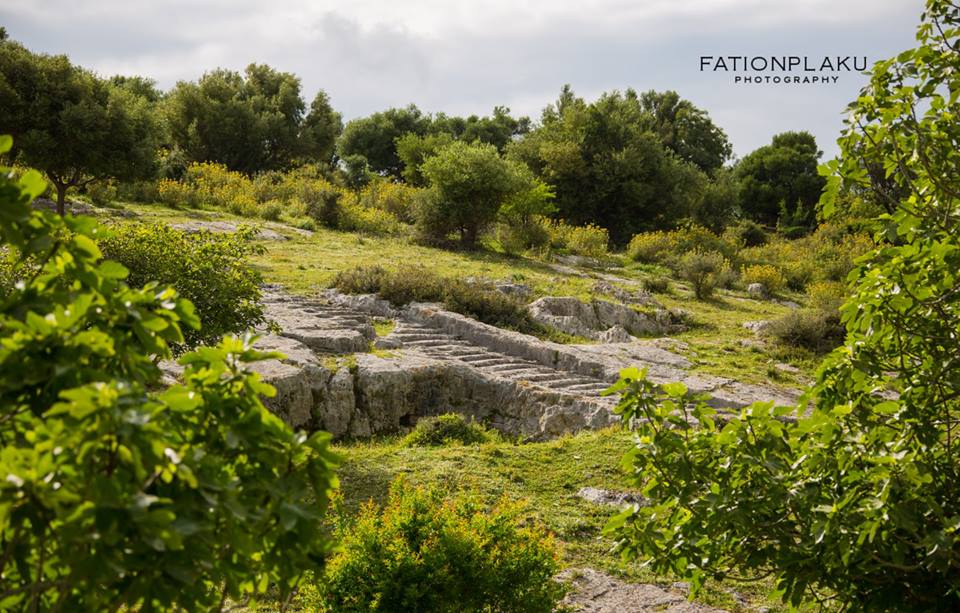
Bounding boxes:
[497,217,550,254]
[259,198,283,221]
[762,308,844,352]
[641,275,670,294]
[444,278,534,331]
[85,179,118,205]
[741,264,786,294]
[401,413,496,447]
[0,151,339,610]
[563,222,609,257]
[318,479,562,612]
[676,249,726,299]
[725,219,768,247]
[626,230,675,263]
[806,280,846,313]
[331,266,539,334]
[98,222,265,351]
[337,199,405,235]
[357,180,420,224]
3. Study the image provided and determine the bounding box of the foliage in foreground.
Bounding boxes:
[98,222,266,351]
[316,479,562,612]
[400,413,498,447]
[0,142,339,610]
[606,3,960,609]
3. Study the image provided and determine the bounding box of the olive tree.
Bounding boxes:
[606,1,960,609]
[417,141,539,249]
[0,39,159,215]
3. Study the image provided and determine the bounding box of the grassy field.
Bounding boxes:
[97,199,823,611]
[108,200,818,388]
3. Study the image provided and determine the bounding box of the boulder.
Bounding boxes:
[747,283,769,299]
[528,296,670,340]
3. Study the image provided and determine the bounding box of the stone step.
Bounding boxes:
[403,340,459,349]
[466,357,517,368]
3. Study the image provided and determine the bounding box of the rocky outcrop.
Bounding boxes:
[234,289,802,440]
[528,296,679,341]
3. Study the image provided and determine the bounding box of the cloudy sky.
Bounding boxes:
[1,0,922,158]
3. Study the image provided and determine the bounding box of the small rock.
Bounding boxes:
[494,282,532,299]
[374,337,402,350]
[742,320,771,334]
[577,486,646,507]
[775,299,801,309]
[747,283,769,300]
[598,325,634,343]
[774,362,800,374]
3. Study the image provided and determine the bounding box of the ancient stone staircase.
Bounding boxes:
[246,288,801,439]
[389,320,614,401]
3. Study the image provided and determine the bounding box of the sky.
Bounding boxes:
[1,0,923,159]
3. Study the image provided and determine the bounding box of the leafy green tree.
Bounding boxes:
[509,87,705,244]
[110,74,163,103]
[337,104,431,179]
[0,39,159,215]
[417,141,533,248]
[606,2,960,608]
[639,90,732,173]
[431,106,531,152]
[0,137,339,610]
[300,90,342,164]
[165,64,332,173]
[395,131,455,186]
[735,131,826,229]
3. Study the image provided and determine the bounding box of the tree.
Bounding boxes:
[337,104,431,179]
[299,90,342,164]
[0,39,159,215]
[0,137,340,609]
[639,90,732,173]
[417,141,532,248]
[431,106,531,152]
[396,132,455,186]
[164,64,321,173]
[508,87,706,244]
[735,131,826,229]
[606,2,960,608]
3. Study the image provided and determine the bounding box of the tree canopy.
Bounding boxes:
[508,87,708,244]
[164,64,339,173]
[735,130,826,230]
[0,38,160,214]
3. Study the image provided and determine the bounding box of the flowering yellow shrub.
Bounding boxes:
[742,264,786,293]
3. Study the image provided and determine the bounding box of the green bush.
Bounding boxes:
[625,230,674,263]
[741,264,786,294]
[676,249,726,299]
[806,280,846,313]
[317,479,562,612]
[401,413,497,447]
[98,222,265,351]
[0,147,340,610]
[641,275,670,294]
[724,219,768,247]
[762,308,844,352]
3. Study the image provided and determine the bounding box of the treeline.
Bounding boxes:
[0,31,826,242]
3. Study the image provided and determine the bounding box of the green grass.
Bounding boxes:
[108,200,821,387]
[317,427,799,612]
[97,199,826,611]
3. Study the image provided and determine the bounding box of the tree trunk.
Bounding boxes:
[54,182,66,217]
